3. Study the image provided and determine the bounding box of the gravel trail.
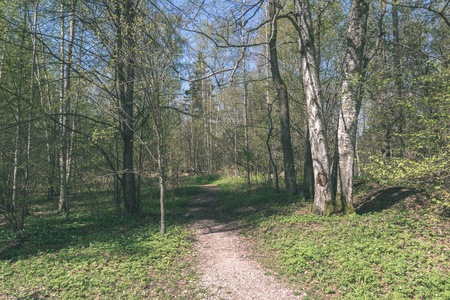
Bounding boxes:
[190,185,304,300]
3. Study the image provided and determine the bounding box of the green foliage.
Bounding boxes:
[364,68,450,212]
[187,174,220,185]
[0,185,201,299]
[255,210,450,299]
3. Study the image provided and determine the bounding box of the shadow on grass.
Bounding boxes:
[0,185,202,261]
[192,183,306,232]
[355,187,424,215]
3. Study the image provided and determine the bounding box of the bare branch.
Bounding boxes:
[382,0,450,28]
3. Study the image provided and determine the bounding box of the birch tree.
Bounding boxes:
[295,0,333,214]
[337,0,369,213]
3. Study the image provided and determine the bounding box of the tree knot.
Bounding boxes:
[316,172,328,187]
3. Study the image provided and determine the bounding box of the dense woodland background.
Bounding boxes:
[0,0,449,233]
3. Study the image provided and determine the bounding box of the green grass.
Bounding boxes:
[184,174,221,185]
[0,184,202,299]
[212,176,450,299]
[5,176,448,299]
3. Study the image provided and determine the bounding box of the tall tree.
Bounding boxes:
[264,5,279,191]
[295,0,332,214]
[10,2,28,232]
[392,3,404,154]
[58,0,77,221]
[337,0,369,213]
[268,0,298,195]
[114,0,138,214]
[242,0,251,187]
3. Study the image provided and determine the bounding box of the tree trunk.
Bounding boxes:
[25,1,39,196]
[338,0,369,214]
[58,0,76,221]
[243,49,251,187]
[381,125,392,158]
[268,0,297,195]
[116,0,137,214]
[303,123,314,199]
[392,3,404,155]
[58,2,67,213]
[155,101,166,236]
[331,126,340,207]
[266,101,279,192]
[11,4,28,232]
[264,6,278,190]
[158,149,166,235]
[242,0,251,187]
[38,37,56,203]
[234,111,238,175]
[295,0,332,214]
[0,53,4,82]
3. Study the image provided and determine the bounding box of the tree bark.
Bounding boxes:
[11,4,28,232]
[36,24,56,202]
[242,0,251,187]
[392,3,404,155]
[153,91,166,235]
[338,0,369,214]
[58,1,66,213]
[264,6,279,191]
[268,0,297,195]
[124,0,137,213]
[115,0,137,214]
[295,0,332,214]
[58,0,76,221]
[331,126,340,206]
[25,1,39,196]
[303,123,314,199]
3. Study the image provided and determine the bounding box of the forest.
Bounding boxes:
[0,0,449,299]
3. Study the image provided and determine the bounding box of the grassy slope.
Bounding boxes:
[212,177,450,300]
[0,184,203,299]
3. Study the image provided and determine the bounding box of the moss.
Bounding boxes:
[325,200,335,216]
[331,193,355,215]
[310,201,335,216]
[342,201,355,215]
[334,193,343,212]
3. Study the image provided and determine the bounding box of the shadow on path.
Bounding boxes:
[190,184,304,300]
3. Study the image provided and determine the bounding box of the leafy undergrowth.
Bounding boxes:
[182,174,221,185]
[213,177,450,299]
[0,184,203,299]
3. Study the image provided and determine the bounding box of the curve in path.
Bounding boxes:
[190,185,304,300]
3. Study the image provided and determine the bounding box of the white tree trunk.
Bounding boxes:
[295,0,332,214]
[338,0,369,213]
[58,2,67,213]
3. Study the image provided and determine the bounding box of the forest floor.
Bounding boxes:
[190,184,304,299]
[1,176,449,299]
[201,177,450,299]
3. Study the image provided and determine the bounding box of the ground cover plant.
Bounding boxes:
[212,177,450,299]
[0,183,202,299]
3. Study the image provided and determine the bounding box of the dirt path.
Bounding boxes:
[190,185,304,300]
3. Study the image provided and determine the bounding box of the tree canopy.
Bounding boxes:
[1,0,449,231]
